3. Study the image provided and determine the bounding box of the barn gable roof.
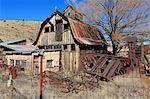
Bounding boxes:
[33,10,68,45]
[33,10,106,46]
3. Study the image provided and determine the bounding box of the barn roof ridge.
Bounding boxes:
[33,7,107,46]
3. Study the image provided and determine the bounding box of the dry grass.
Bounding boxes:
[0,69,150,99]
[0,20,41,42]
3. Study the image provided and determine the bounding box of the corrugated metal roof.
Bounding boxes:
[0,38,26,45]
[0,44,36,52]
[0,39,36,53]
[68,18,106,45]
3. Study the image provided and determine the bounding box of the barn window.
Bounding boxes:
[71,44,75,51]
[68,13,71,17]
[64,24,69,30]
[51,24,54,32]
[46,60,53,68]
[21,60,27,67]
[45,27,49,33]
[55,20,63,41]
[16,60,21,66]
[15,60,27,66]
[49,22,54,32]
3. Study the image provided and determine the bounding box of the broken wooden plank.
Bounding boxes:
[107,60,121,79]
[101,60,116,77]
[89,55,106,73]
[94,58,108,75]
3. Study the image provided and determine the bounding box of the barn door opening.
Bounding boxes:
[55,19,63,42]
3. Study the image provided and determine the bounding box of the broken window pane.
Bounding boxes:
[46,60,53,68]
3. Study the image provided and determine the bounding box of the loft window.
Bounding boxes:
[45,27,49,33]
[49,22,54,32]
[55,20,63,41]
[68,13,71,17]
[51,25,54,32]
[64,24,69,30]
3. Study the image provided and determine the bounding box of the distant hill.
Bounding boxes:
[0,20,41,42]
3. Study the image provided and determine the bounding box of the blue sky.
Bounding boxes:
[0,0,69,21]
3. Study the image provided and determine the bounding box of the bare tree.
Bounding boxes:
[68,0,150,55]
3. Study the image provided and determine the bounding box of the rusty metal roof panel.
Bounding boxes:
[68,18,106,45]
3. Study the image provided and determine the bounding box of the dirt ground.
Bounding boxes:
[0,69,150,99]
[142,76,150,97]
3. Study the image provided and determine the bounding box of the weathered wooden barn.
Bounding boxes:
[33,6,107,74]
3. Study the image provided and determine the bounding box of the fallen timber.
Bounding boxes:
[80,37,139,81]
[80,53,133,81]
[43,71,101,93]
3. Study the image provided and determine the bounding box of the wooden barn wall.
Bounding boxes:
[41,33,48,45]
[43,51,60,72]
[40,14,75,46]
[62,45,80,74]
[6,54,33,75]
[62,30,74,44]
[32,51,60,75]
[79,50,105,70]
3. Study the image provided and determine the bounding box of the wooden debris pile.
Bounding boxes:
[79,36,139,81]
[43,71,101,93]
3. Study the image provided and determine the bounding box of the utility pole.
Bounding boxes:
[39,50,44,99]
